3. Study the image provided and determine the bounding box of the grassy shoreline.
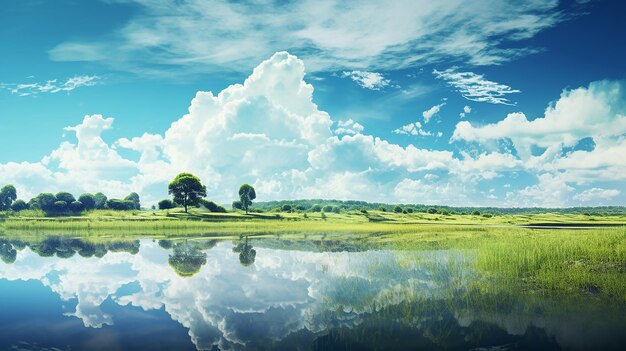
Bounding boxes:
[2,208,625,235]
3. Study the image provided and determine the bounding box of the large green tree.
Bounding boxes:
[124,192,141,210]
[238,184,256,214]
[0,185,17,211]
[168,173,207,213]
[93,192,108,209]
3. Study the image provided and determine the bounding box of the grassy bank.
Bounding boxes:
[2,207,625,235]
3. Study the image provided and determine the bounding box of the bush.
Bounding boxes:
[199,199,227,212]
[69,201,85,213]
[232,200,243,210]
[11,200,29,212]
[332,206,340,213]
[379,206,387,212]
[393,206,403,213]
[321,211,327,219]
[311,204,322,212]
[402,210,408,214]
[55,192,76,204]
[282,204,293,212]
[322,205,333,212]
[158,199,175,210]
[53,200,68,212]
[106,199,136,210]
[406,208,414,213]
[427,208,438,214]
[360,208,368,214]
[472,210,481,216]
[78,194,96,210]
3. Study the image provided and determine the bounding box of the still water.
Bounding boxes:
[0,235,624,351]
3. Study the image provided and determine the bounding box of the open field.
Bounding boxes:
[1,207,625,235]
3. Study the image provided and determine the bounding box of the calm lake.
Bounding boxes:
[0,234,624,351]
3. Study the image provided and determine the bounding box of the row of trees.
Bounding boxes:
[0,184,141,215]
[163,173,256,214]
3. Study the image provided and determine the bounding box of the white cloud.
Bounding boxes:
[422,102,446,123]
[1,52,624,207]
[1,75,99,96]
[341,71,390,90]
[459,105,472,118]
[506,173,574,208]
[433,68,520,105]
[573,188,621,202]
[335,119,364,135]
[392,121,432,136]
[48,1,564,76]
[452,80,626,160]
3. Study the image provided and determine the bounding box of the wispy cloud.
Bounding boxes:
[341,71,390,90]
[459,105,472,118]
[393,121,432,136]
[47,0,564,76]
[433,68,520,105]
[1,75,100,96]
[422,102,446,123]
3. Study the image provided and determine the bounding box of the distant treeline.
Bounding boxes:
[250,199,626,215]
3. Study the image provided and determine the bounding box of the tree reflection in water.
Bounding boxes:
[232,236,256,267]
[160,239,217,277]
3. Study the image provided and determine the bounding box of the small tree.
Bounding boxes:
[78,193,96,211]
[238,184,256,214]
[168,173,207,213]
[0,185,17,211]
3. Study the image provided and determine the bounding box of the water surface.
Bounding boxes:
[0,235,624,350]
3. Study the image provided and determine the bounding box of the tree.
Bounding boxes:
[322,205,333,212]
[158,199,175,210]
[94,192,108,209]
[311,204,322,212]
[70,201,85,213]
[29,193,56,213]
[168,173,207,213]
[78,193,96,210]
[232,200,243,210]
[124,192,141,210]
[0,185,17,211]
[11,200,29,212]
[394,205,403,213]
[238,184,256,214]
[55,192,76,204]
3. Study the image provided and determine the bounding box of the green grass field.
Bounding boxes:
[1,207,625,235]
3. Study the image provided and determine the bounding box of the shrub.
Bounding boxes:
[282,204,293,212]
[332,206,340,213]
[69,201,85,213]
[10,200,29,212]
[78,194,96,210]
[472,210,481,216]
[158,199,175,210]
[360,208,368,214]
[406,208,414,213]
[199,199,227,212]
[311,204,322,212]
[394,206,403,213]
[232,200,243,210]
[322,205,333,212]
[55,192,76,204]
[379,206,387,212]
[427,208,438,214]
[106,199,136,210]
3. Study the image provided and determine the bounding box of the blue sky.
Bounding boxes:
[1,0,625,207]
